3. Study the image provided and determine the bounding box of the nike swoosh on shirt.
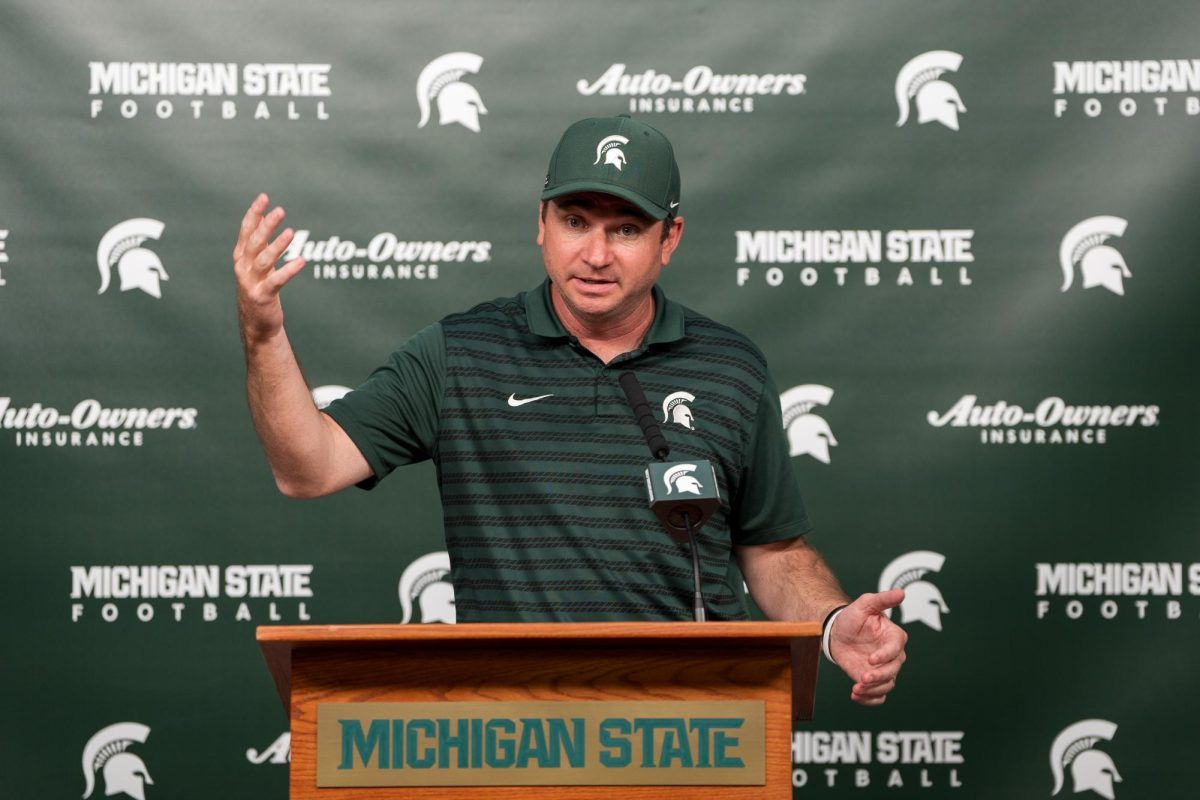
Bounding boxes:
[507,393,554,407]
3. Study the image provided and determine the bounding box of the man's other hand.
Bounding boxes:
[828,588,908,706]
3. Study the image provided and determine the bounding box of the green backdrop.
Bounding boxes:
[2,1,1197,797]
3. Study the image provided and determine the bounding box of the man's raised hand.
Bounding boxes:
[828,588,909,707]
[233,193,307,346]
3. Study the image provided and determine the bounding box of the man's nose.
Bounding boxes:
[582,228,613,267]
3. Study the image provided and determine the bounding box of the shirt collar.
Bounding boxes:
[524,278,686,345]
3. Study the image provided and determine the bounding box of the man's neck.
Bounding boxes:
[550,285,655,364]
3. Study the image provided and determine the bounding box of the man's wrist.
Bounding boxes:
[821,604,849,664]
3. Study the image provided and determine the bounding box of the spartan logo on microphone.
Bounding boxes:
[82,722,153,800]
[398,551,455,624]
[1050,720,1122,800]
[662,390,696,430]
[416,52,487,133]
[879,551,948,631]
[97,219,168,299]
[1060,217,1131,296]
[780,385,837,464]
[896,51,966,131]
[594,135,630,170]
[663,463,704,496]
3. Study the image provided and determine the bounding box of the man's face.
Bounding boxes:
[537,193,683,325]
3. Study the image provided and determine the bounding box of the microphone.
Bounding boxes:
[618,371,670,460]
[619,371,722,621]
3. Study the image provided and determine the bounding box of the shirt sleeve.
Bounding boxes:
[730,369,814,546]
[321,322,446,489]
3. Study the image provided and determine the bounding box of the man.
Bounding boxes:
[233,115,906,706]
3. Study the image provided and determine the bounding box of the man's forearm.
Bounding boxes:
[243,328,337,497]
[736,537,850,621]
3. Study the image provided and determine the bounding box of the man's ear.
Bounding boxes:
[660,215,685,266]
[536,201,546,246]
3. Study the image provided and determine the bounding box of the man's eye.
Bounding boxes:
[619,224,639,237]
[566,217,583,228]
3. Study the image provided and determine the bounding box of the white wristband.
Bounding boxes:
[822,606,847,664]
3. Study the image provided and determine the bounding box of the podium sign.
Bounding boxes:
[317,700,765,786]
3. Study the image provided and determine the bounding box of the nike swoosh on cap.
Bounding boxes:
[507,393,554,407]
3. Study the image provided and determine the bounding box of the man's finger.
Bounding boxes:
[234,193,269,260]
[257,228,296,269]
[266,257,307,291]
[868,635,908,667]
[853,587,905,617]
[850,692,886,707]
[859,659,903,687]
[852,679,895,699]
[245,206,286,267]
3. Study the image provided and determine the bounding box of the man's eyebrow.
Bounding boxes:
[555,197,647,220]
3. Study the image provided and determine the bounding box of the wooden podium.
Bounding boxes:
[258,622,820,799]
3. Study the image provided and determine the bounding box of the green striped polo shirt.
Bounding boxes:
[324,279,811,621]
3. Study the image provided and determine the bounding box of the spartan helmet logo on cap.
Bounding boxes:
[81,722,154,800]
[310,385,352,410]
[96,219,168,299]
[1059,216,1131,297]
[895,51,966,131]
[594,134,630,170]
[1050,719,1122,800]
[663,463,703,496]
[879,551,948,631]
[779,384,838,464]
[398,551,456,625]
[416,52,487,133]
[661,390,696,430]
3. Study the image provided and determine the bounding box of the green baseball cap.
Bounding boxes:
[541,115,681,220]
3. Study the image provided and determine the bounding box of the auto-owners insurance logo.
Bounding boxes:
[576,63,806,114]
[926,396,1159,445]
[1,396,197,449]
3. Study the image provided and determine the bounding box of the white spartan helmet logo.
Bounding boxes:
[1060,216,1131,296]
[96,219,168,299]
[81,722,153,800]
[594,134,630,171]
[310,385,352,410]
[879,550,949,631]
[416,52,487,133]
[661,390,696,430]
[1050,719,1122,800]
[895,51,966,131]
[398,551,456,624]
[664,463,703,495]
[780,384,838,464]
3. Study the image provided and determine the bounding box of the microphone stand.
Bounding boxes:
[683,513,706,622]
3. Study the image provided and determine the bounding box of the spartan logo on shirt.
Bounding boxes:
[780,384,837,464]
[82,722,154,800]
[896,51,966,131]
[661,390,696,430]
[398,551,456,624]
[310,385,352,410]
[416,52,487,133]
[96,219,168,299]
[1051,720,1122,799]
[594,134,630,170]
[663,463,704,495]
[1060,216,1131,297]
[879,551,949,631]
